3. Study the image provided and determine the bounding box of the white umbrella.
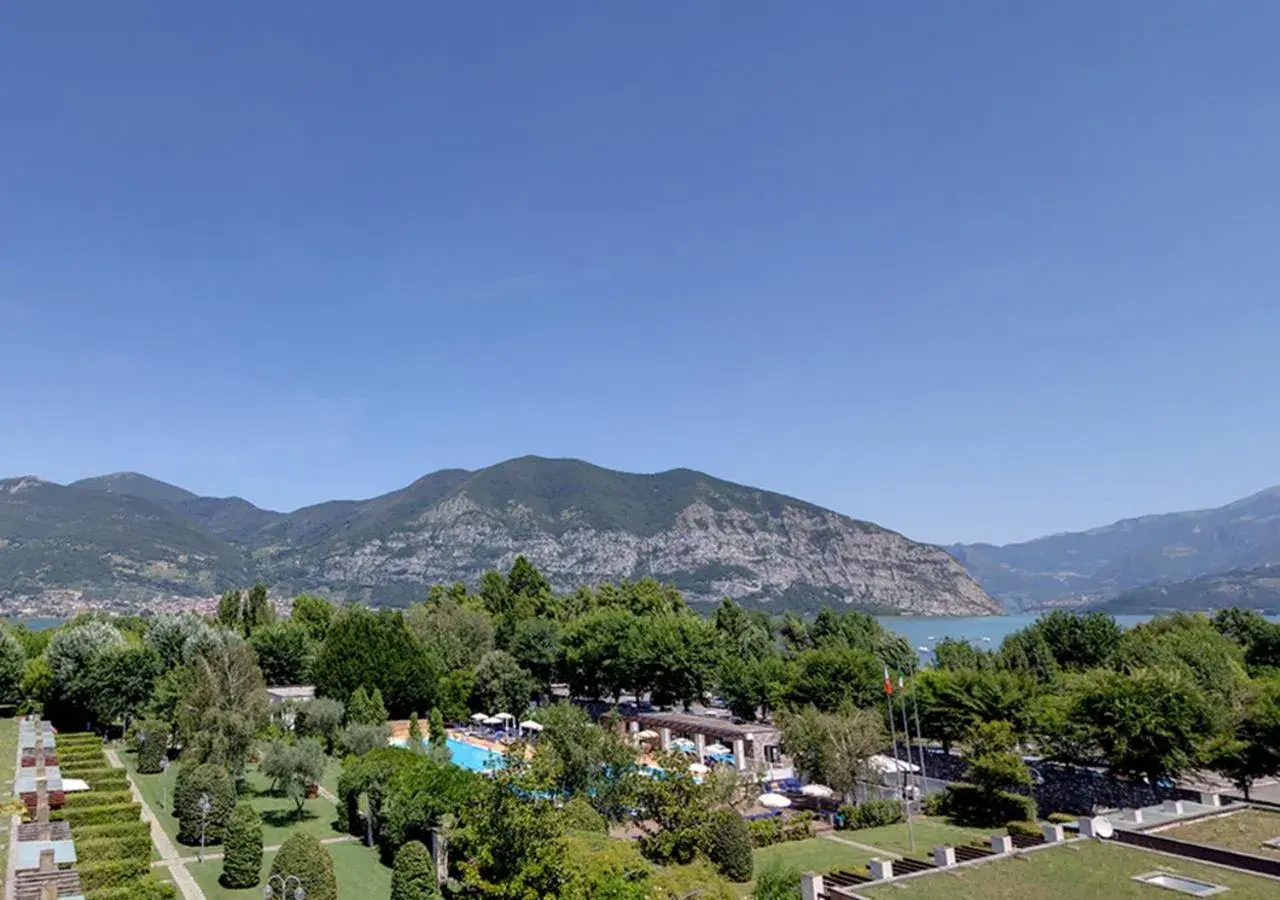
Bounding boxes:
[801,784,835,799]
[634,729,658,741]
[482,715,504,726]
[519,720,544,732]
[494,712,515,721]
[705,742,732,756]
[759,792,792,809]
[688,762,710,775]
[470,713,489,723]
[670,738,696,752]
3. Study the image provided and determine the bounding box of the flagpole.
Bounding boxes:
[910,673,929,789]
[883,667,912,851]
[897,672,916,853]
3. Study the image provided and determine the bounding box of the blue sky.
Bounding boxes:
[2,3,1278,546]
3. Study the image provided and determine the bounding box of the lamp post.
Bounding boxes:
[264,874,306,900]
[198,793,212,863]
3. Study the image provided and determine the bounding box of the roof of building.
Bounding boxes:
[265,685,315,699]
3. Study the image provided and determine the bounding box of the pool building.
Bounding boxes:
[622,710,792,782]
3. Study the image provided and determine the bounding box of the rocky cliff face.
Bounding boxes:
[3,457,1000,616]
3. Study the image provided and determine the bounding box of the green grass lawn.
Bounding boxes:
[320,755,343,797]
[1165,808,1280,856]
[843,817,992,858]
[186,840,391,899]
[731,836,878,898]
[0,716,16,876]
[857,840,1280,899]
[123,751,344,855]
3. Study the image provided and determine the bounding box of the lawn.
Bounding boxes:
[186,840,391,899]
[122,751,344,854]
[1165,808,1280,856]
[0,716,16,875]
[320,754,343,797]
[731,836,878,898]
[843,817,992,858]
[857,840,1280,899]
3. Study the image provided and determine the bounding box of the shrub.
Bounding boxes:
[74,821,151,843]
[65,789,133,809]
[341,722,389,757]
[136,721,169,774]
[837,799,903,831]
[391,840,439,900]
[1006,820,1042,838]
[936,783,1037,827]
[270,832,337,900]
[753,861,803,900]
[174,763,236,845]
[704,810,753,883]
[780,811,814,842]
[68,768,128,787]
[297,697,345,752]
[1048,812,1076,825]
[560,797,607,834]
[77,857,151,891]
[51,802,141,826]
[748,817,782,848]
[221,801,264,888]
[88,878,178,900]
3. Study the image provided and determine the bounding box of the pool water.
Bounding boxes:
[446,738,506,773]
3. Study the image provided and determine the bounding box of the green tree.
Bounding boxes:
[428,708,447,749]
[220,801,263,888]
[348,686,389,726]
[90,644,162,730]
[405,598,495,673]
[135,718,170,774]
[1036,610,1121,671]
[786,647,881,711]
[1209,678,1280,799]
[753,862,802,900]
[175,763,236,845]
[314,607,440,717]
[250,623,312,686]
[778,706,883,803]
[178,637,269,778]
[0,628,26,706]
[270,832,337,900]
[44,620,125,728]
[704,810,753,882]
[342,723,389,757]
[933,637,996,672]
[296,697,345,753]
[471,650,535,717]
[963,721,1032,795]
[558,608,639,701]
[243,583,274,636]
[217,590,243,631]
[454,766,566,898]
[260,738,326,817]
[145,612,214,670]
[291,593,334,642]
[632,751,713,865]
[407,712,425,752]
[391,840,440,900]
[528,703,637,822]
[998,627,1059,684]
[914,669,1034,752]
[633,613,715,709]
[510,617,561,698]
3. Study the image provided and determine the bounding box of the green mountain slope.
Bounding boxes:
[1,458,1000,616]
[1092,565,1280,615]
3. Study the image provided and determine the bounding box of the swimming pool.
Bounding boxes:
[446,737,506,773]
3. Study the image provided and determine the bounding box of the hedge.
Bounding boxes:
[1006,820,1042,838]
[63,766,127,782]
[836,799,903,831]
[747,812,813,849]
[74,821,151,842]
[87,879,178,900]
[66,790,134,809]
[77,857,152,891]
[704,811,753,883]
[937,784,1037,827]
[77,832,153,862]
[1047,812,1076,825]
[51,802,142,826]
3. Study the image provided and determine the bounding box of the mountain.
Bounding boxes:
[1,457,1000,616]
[1089,565,1280,615]
[950,487,1280,610]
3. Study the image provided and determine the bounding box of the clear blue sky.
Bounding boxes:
[2,3,1278,546]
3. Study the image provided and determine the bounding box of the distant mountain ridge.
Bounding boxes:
[950,486,1280,611]
[1090,565,1280,615]
[0,457,1000,616]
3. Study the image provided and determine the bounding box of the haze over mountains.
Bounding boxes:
[0,457,998,617]
[950,486,1280,613]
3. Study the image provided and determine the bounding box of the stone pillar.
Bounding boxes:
[1043,823,1064,844]
[933,845,956,867]
[628,720,639,734]
[733,738,746,772]
[1161,799,1184,815]
[869,858,894,881]
[991,834,1013,854]
[1079,818,1097,838]
[38,848,55,872]
[1199,791,1221,808]
[695,733,706,759]
[659,728,671,751]
[41,884,57,900]
[1130,808,1144,824]
[800,873,824,900]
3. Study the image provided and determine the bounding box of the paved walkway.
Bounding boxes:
[822,831,903,858]
[105,748,205,900]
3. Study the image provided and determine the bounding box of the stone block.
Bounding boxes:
[933,845,956,867]
[1043,823,1065,843]
[800,873,824,900]
[869,858,894,880]
[1199,791,1221,808]
[1161,799,1184,815]
[990,834,1013,854]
